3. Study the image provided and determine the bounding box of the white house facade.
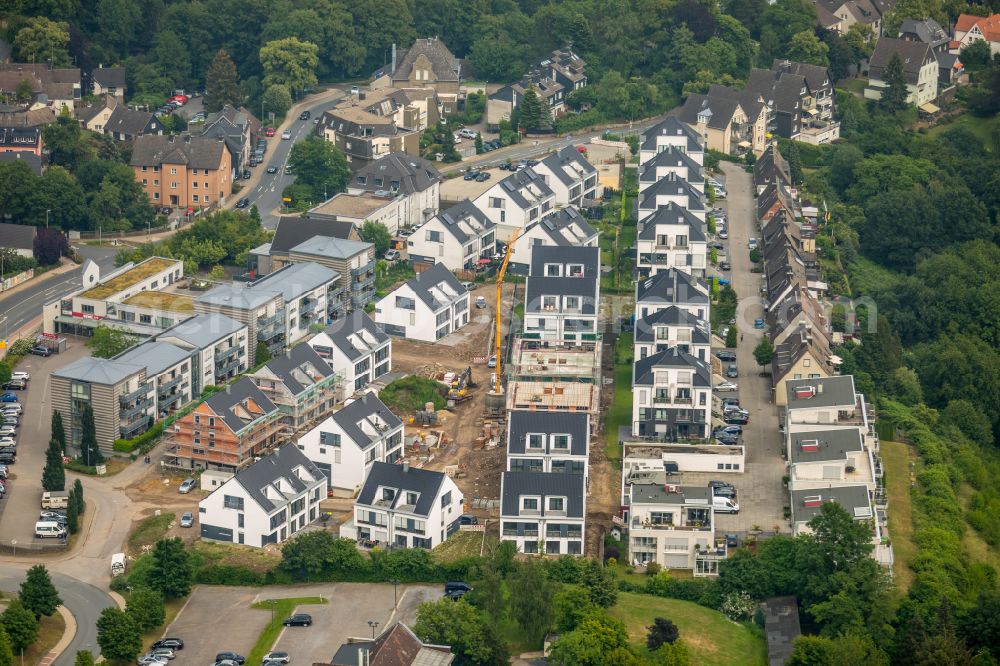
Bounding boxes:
[308,311,392,394]
[500,471,586,556]
[405,199,496,271]
[472,168,556,240]
[373,263,470,342]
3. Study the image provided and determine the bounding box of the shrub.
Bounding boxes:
[194,564,265,585]
[113,422,164,453]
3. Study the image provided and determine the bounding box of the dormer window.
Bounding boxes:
[544,263,562,277]
[553,434,570,450]
[382,488,396,501]
[527,433,544,449]
[567,264,584,277]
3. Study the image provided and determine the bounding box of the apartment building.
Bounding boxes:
[628,482,724,575]
[131,134,232,208]
[634,305,712,364]
[251,217,361,277]
[531,146,601,207]
[115,341,193,418]
[506,411,590,477]
[0,127,42,156]
[639,117,705,165]
[308,312,391,394]
[509,207,599,275]
[341,461,464,549]
[346,152,441,230]
[637,172,706,222]
[772,324,837,407]
[250,344,342,431]
[51,357,155,453]
[373,263,470,342]
[786,428,876,492]
[199,444,328,547]
[374,38,461,100]
[406,199,496,271]
[284,236,374,314]
[636,202,708,279]
[473,168,556,240]
[167,378,285,471]
[785,376,872,436]
[865,38,939,108]
[632,348,712,440]
[676,94,752,155]
[297,393,404,492]
[635,269,711,322]
[155,313,249,394]
[639,146,705,193]
[500,471,585,556]
[523,246,600,344]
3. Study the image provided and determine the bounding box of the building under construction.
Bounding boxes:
[504,335,602,418]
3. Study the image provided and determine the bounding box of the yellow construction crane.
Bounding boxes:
[493,229,520,394]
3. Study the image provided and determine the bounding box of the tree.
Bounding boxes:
[753,338,775,367]
[279,532,367,580]
[96,606,142,662]
[79,403,103,466]
[209,265,227,280]
[73,651,95,666]
[15,79,34,102]
[879,52,909,113]
[581,559,617,608]
[13,17,71,67]
[517,87,552,133]
[548,613,631,666]
[86,325,137,359]
[41,438,65,492]
[653,641,691,666]
[475,133,484,154]
[359,221,392,256]
[66,489,79,534]
[262,84,292,118]
[288,136,350,199]
[205,49,242,113]
[785,141,804,186]
[414,599,509,666]
[260,37,319,95]
[554,587,596,632]
[509,560,555,647]
[726,326,738,348]
[125,586,166,632]
[647,617,680,650]
[786,30,830,68]
[0,600,38,652]
[147,537,193,599]
[468,35,528,83]
[34,228,69,266]
[74,478,84,515]
[467,567,506,623]
[19,565,62,619]
[0,626,12,666]
[42,113,97,172]
[255,340,272,365]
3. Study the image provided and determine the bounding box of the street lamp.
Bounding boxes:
[368,620,379,639]
[45,209,50,229]
[391,579,400,609]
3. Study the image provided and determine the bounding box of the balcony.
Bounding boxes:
[120,418,148,438]
[121,398,151,421]
[119,384,150,405]
[158,375,185,393]
[214,345,239,360]
[632,518,710,531]
[257,310,285,330]
[257,323,284,341]
[352,274,375,291]
[216,357,242,376]
[159,391,185,410]
[502,528,539,537]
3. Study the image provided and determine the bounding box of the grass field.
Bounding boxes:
[128,512,176,552]
[379,376,447,412]
[836,78,868,96]
[926,112,1000,148]
[959,485,1000,573]
[192,540,281,573]
[610,592,767,666]
[432,530,485,563]
[606,332,634,462]
[22,611,66,665]
[248,597,328,664]
[881,441,916,592]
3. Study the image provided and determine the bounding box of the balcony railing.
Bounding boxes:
[120,418,147,438]
[121,399,151,421]
[258,324,284,341]
[119,384,150,405]
[632,519,710,531]
[502,529,539,537]
[258,310,285,329]
[158,375,184,393]
[214,345,239,360]
[159,392,185,409]
[216,357,243,376]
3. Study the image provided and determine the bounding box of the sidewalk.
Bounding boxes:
[38,605,76,666]
[0,258,77,301]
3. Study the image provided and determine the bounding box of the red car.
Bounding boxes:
[265,127,276,137]
[168,95,188,105]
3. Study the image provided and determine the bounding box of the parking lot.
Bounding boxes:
[439,166,504,202]
[0,341,93,547]
[165,583,443,664]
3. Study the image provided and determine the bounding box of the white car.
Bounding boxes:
[458,129,478,139]
[748,238,758,250]
[263,652,290,664]
[452,134,463,144]
[719,230,729,239]
[281,130,291,140]
[716,381,739,392]
[10,372,28,382]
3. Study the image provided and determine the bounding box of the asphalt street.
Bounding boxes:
[0,245,117,337]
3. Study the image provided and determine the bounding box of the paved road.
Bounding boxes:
[0,564,114,664]
[0,246,117,338]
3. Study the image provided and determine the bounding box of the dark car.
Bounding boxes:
[498,162,511,170]
[464,170,478,180]
[29,346,51,357]
[445,581,472,599]
[299,110,311,120]
[235,198,250,209]
[152,637,184,650]
[458,514,478,526]
[709,241,724,250]
[719,261,731,271]
[716,433,740,445]
[726,533,739,548]
[266,166,278,174]
[242,169,251,179]
[214,653,244,664]
[715,350,736,362]
[160,206,173,215]
[475,171,491,182]
[725,413,749,425]
[713,485,737,499]
[2,380,25,391]
[726,364,739,378]
[283,613,312,626]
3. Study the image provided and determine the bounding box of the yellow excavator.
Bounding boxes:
[492,229,520,394]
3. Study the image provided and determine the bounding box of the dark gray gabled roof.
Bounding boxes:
[0,152,41,175]
[91,66,126,87]
[391,38,461,83]
[352,152,440,196]
[256,344,335,397]
[271,217,357,254]
[637,202,707,243]
[528,245,600,277]
[205,378,279,434]
[330,392,402,450]
[491,167,554,209]
[639,172,704,212]
[527,207,598,246]
[105,106,158,137]
[640,116,703,152]
[538,145,597,187]
[0,221,35,251]
[507,411,589,456]
[772,59,832,92]
[501,471,585,518]
[356,461,448,518]
[869,37,934,84]
[633,347,712,387]
[130,134,227,170]
[525,246,600,313]
[233,444,325,513]
[639,146,705,185]
[402,263,465,311]
[320,311,389,362]
[898,18,949,47]
[635,268,710,306]
[634,306,711,345]
[432,199,494,244]
[677,93,740,130]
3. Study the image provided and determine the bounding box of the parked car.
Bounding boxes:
[713,485,737,499]
[350,85,360,95]
[265,127,276,137]
[1,380,25,390]
[136,655,169,666]
[299,111,311,120]
[384,250,400,261]
[461,281,475,292]
[718,230,728,239]
[178,478,196,494]
[40,511,66,522]
[29,346,51,357]
[715,351,736,362]
[475,296,487,309]
[716,381,738,392]
[475,171,491,182]
[754,318,765,329]
[748,238,758,250]
[179,512,193,528]
[11,372,29,383]
[283,613,313,626]
[149,648,175,660]
[458,514,479,525]
[242,169,251,179]
[262,652,290,664]
[235,198,250,209]
[726,533,739,548]
[716,433,740,445]
[463,170,478,181]
[725,364,738,378]
[2,404,22,414]
[0,393,18,403]
[719,261,731,271]
[215,653,245,665]
[725,413,749,425]
[152,638,184,650]
[445,581,472,599]
[722,397,740,409]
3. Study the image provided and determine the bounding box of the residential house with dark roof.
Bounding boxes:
[487,75,564,129]
[90,65,125,98]
[753,145,792,194]
[635,202,708,279]
[130,134,232,208]
[0,221,36,258]
[373,263,470,342]
[341,461,464,548]
[297,393,404,492]
[406,199,496,271]
[675,92,751,155]
[115,340,194,417]
[899,19,964,86]
[628,482,722,574]
[506,411,590,477]
[308,311,391,394]
[500,470,586,555]
[634,304,712,364]
[473,167,556,240]
[0,63,80,115]
[509,206,598,275]
[790,484,879,542]
[199,105,261,174]
[765,284,830,348]
[639,117,705,165]
[632,347,712,440]
[635,269,710,322]
[348,152,440,226]
[951,13,1000,55]
[639,145,705,193]
[524,246,600,344]
[284,237,374,314]
[51,356,155,453]
[743,61,840,145]
[865,37,939,107]
[250,344,342,430]
[531,145,600,207]
[328,622,454,666]
[772,323,838,407]
[786,428,876,492]
[78,96,163,141]
[704,83,770,153]
[637,171,705,222]
[0,126,41,156]
[540,46,588,92]
[156,313,249,394]
[376,38,461,101]
[168,378,285,471]
[813,0,890,35]
[198,443,328,546]
[0,151,40,174]
[250,216,361,277]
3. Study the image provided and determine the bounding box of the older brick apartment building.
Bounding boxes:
[130,134,232,209]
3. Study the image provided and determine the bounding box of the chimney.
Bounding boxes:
[402,461,409,473]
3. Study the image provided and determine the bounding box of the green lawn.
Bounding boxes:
[610,592,767,666]
[881,441,916,593]
[606,332,634,462]
[248,597,328,664]
[836,78,868,96]
[127,512,176,553]
[926,112,1000,149]
[432,530,486,564]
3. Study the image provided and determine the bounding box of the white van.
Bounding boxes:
[111,553,127,576]
[713,496,740,514]
[41,491,70,509]
[35,521,67,538]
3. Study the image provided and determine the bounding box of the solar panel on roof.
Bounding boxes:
[502,180,515,192]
